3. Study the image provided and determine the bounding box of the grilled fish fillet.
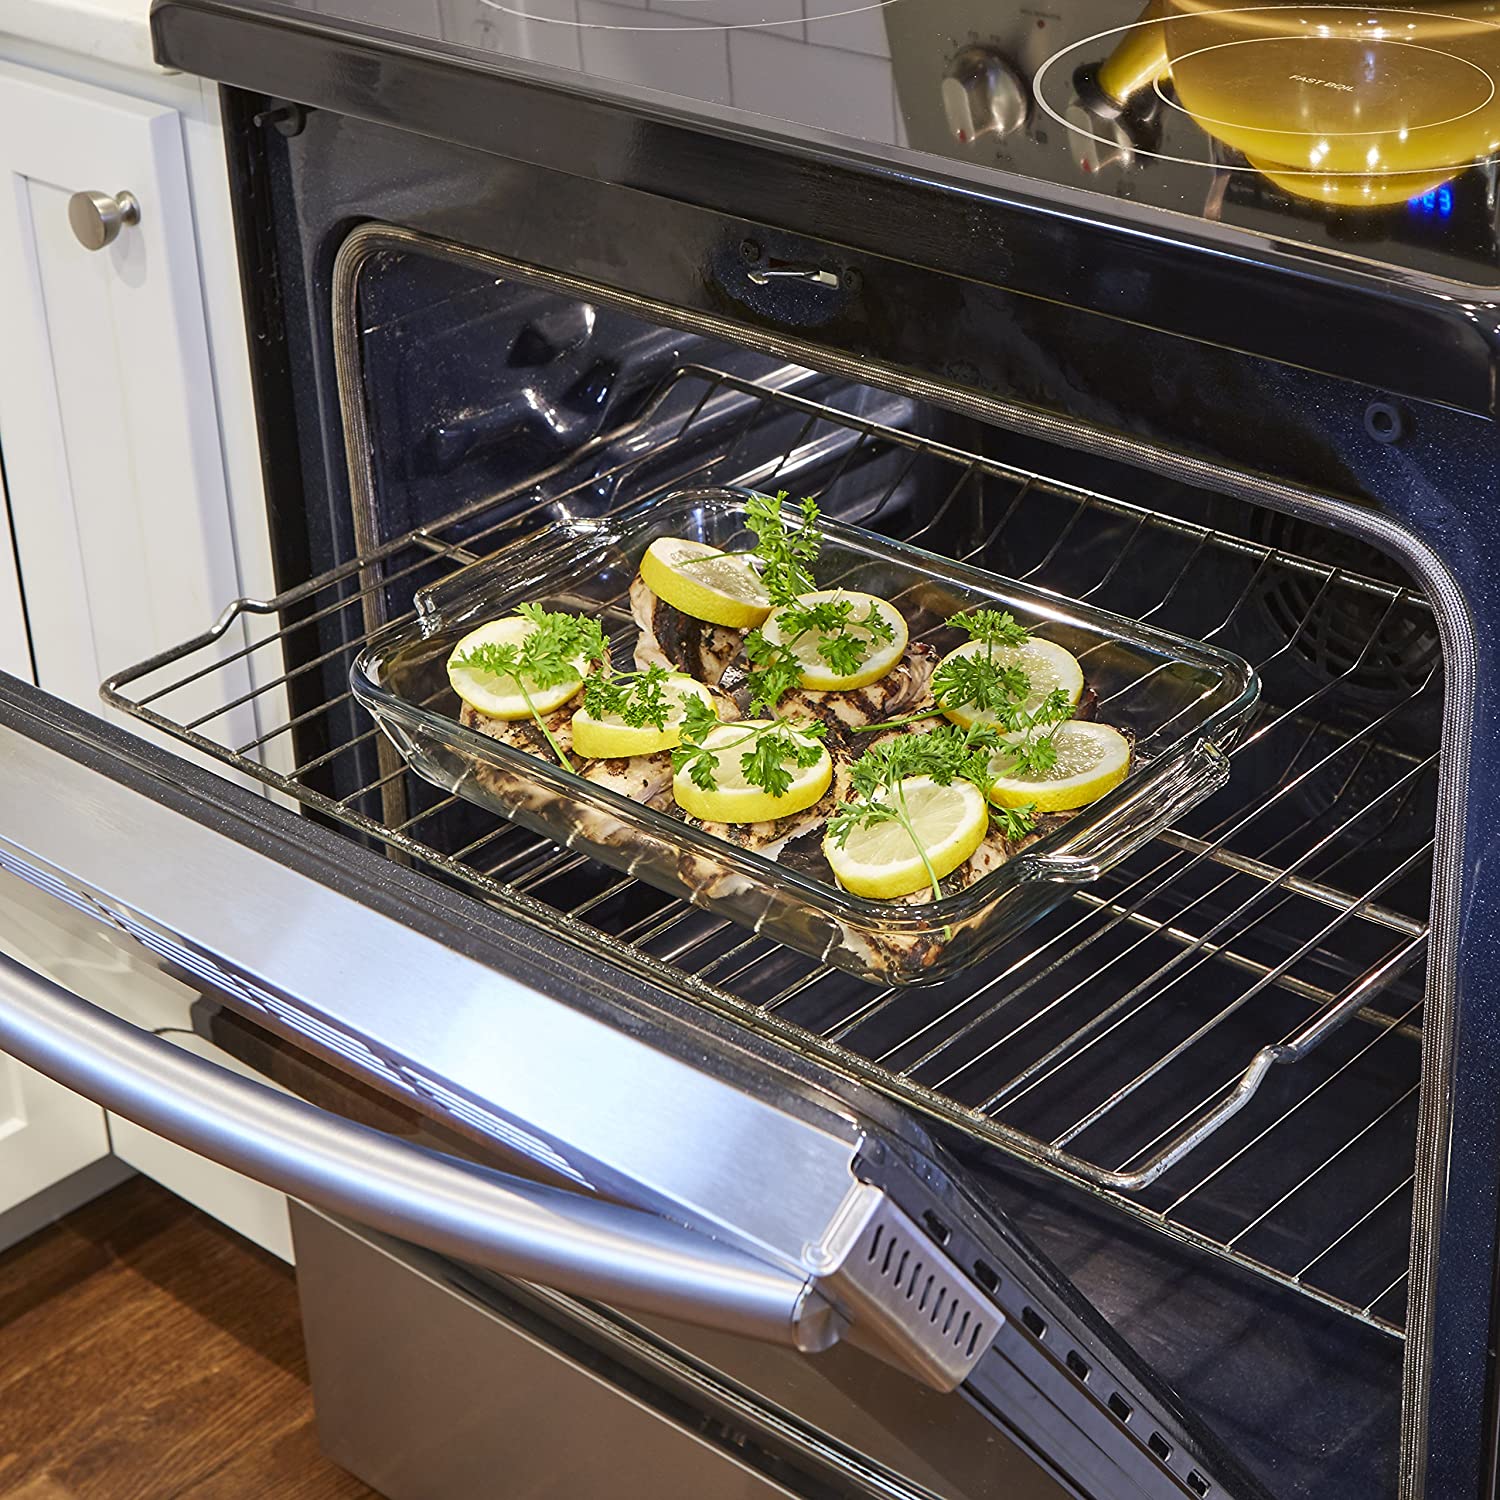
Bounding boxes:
[579,751,674,807]
[460,699,577,814]
[461,697,682,854]
[629,573,745,686]
[770,642,937,739]
[675,785,838,905]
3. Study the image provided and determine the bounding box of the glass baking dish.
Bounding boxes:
[351,489,1260,985]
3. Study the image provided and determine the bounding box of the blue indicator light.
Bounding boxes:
[1410,185,1454,216]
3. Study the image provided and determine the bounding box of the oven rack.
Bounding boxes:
[105,365,1430,1336]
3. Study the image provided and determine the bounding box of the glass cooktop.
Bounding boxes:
[246,0,1500,280]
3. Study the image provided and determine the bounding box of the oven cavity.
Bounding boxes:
[105,232,1433,1351]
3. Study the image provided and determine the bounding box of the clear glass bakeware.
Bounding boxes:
[351,489,1261,984]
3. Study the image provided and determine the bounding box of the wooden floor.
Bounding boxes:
[0,1178,381,1500]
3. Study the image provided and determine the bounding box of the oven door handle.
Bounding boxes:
[0,950,843,1354]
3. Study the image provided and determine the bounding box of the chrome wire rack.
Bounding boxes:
[105,365,1431,1337]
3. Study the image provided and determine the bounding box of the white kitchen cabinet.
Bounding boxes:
[0,458,113,1237]
[0,1017,117,1242]
[0,42,287,1249]
[0,58,245,721]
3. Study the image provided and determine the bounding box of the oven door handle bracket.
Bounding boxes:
[0,949,845,1356]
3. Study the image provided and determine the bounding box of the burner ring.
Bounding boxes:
[478,0,902,32]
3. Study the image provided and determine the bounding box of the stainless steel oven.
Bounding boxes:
[0,1,1493,1496]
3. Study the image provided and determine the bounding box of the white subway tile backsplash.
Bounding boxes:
[728,25,895,140]
[892,82,908,146]
[332,0,441,31]
[578,1,733,101]
[653,0,803,36]
[803,1,892,58]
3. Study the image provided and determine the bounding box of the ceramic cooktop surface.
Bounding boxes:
[246,0,1500,280]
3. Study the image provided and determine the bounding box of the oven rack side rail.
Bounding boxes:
[102,363,1430,1338]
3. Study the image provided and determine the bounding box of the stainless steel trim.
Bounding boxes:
[0,947,838,1350]
[0,714,874,1277]
[0,703,1027,1391]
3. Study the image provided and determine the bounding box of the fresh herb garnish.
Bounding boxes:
[744,628,808,715]
[745,594,897,713]
[450,605,607,769]
[855,608,1037,733]
[929,651,1030,720]
[687,493,891,713]
[745,491,822,605]
[844,722,1001,802]
[682,491,824,605]
[992,802,1040,843]
[994,687,1074,776]
[673,695,728,791]
[671,703,827,800]
[950,609,1032,649]
[582,664,675,731]
[827,723,1037,899]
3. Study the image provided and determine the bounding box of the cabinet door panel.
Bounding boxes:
[0,61,248,734]
[0,60,257,1219]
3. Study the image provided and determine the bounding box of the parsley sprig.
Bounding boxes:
[745,491,821,605]
[671,697,827,801]
[679,491,822,607]
[745,594,897,713]
[856,608,1036,733]
[827,723,1039,900]
[450,604,607,769]
[582,664,677,731]
[681,494,898,713]
[996,688,1075,776]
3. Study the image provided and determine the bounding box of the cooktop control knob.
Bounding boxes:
[1064,103,1136,176]
[942,46,1028,146]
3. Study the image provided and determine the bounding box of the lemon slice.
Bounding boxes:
[823,775,990,900]
[639,537,772,629]
[672,721,831,824]
[759,590,909,692]
[571,674,714,758]
[447,617,590,721]
[939,636,1085,730]
[987,721,1132,812]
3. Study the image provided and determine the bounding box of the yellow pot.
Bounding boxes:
[1095,0,1500,203]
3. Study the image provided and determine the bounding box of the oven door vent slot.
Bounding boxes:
[828,1199,999,1389]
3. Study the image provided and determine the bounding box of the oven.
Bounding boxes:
[0,1,1492,1497]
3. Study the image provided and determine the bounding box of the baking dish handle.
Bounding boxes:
[1026,739,1230,884]
[0,949,841,1354]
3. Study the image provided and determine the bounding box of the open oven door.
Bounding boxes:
[0,672,1261,1500]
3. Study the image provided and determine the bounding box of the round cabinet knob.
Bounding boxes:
[942,46,1028,146]
[67,190,141,252]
